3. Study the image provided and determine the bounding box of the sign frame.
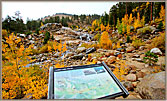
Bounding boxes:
[48,61,129,99]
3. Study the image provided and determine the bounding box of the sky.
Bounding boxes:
[2,1,118,23]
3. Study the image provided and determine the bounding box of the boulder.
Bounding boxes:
[136,71,146,78]
[116,48,125,52]
[126,74,137,82]
[106,56,116,64]
[97,49,104,53]
[150,48,162,55]
[76,47,86,53]
[136,71,165,99]
[123,81,134,91]
[126,46,135,53]
[86,47,96,54]
[139,46,145,51]
[105,50,115,57]
[132,54,140,58]
[19,34,26,38]
[53,52,59,58]
[70,54,84,60]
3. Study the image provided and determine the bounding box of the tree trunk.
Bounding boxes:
[126,2,128,14]
[150,2,153,21]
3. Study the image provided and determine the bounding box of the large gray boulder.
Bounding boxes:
[150,48,162,55]
[76,47,86,53]
[136,71,165,99]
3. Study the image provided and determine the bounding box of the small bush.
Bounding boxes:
[39,45,48,53]
[93,32,101,41]
[126,35,131,43]
[80,43,99,49]
[149,32,165,52]
[143,51,158,66]
[132,39,144,49]
[35,29,40,35]
[51,35,54,40]
[2,29,8,38]
[113,60,128,81]
[43,31,50,44]
[31,49,40,55]
[157,21,163,30]
[100,31,112,49]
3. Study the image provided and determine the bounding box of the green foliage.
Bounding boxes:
[143,51,158,66]
[43,31,50,44]
[93,32,101,41]
[25,31,32,36]
[126,35,131,43]
[35,29,40,35]
[51,35,54,40]
[132,39,144,49]
[157,21,163,30]
[2,15,26,33]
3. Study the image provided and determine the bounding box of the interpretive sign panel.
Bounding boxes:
[48,62,129,99]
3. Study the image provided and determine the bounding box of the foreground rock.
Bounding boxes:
[76,47,86,53]
[126,46,135,53]
[126,74,137,82]
[150,48,162,55]
[86,47,96,54]
[136,71,165,99]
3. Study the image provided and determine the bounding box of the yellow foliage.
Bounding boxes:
[2,33,67,99]
[132,39,144,49]
[2,29,8,38]
[40,22,44,27]
[113,60,128,81]
[128,13,133,25]
[2,33,48,99]
[100,23,105,31]
[112,43,116,50]
[116,42,121,49]
[105,23,110,32]
[100,31,112,49]
[80,43,99,49]
[126,25,131,35]
[152,66,162,73]
[149,32,165,51]
[159,5,165,21]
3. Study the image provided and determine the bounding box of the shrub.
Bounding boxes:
[143,51,158,66]
[31,49,40,55]
[100,31,112,49]
[149,32,165,52]
[35,29,40,35]
[126,35,131,43]
[39,45,48,53]
[2,29,8,38]
[113,60,128,81]
[43,31,50,44]
[93,32,101,41]
[157,21,163,30]
[80,42,99,49]
[132,39,144,49]
[51,35,54,40]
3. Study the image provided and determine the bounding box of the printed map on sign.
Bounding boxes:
[54,66,122,99]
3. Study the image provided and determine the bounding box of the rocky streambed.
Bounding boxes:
[16,23,165,99]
